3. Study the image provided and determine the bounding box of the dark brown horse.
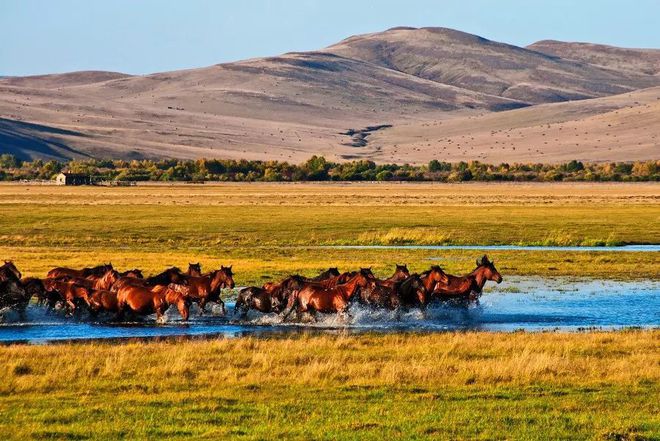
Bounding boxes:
[305,267,341,282]
[234,286,283,317]
[119,269,144,279]
[283,269,374,320]
[432,255,502,301]
[47,263,113,280]
[19,277,46,306]
[187,263,202,277]
[112,267,188,292]
[355,265,409,310]
[116,283,190,321]
[396,266,448,311]
[0,261,22,282]
[0,277,32,312]
[357,279,401,310]
[266,275,307,307]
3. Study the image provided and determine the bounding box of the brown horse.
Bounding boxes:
[234,287,283,317]
[184,266,234,314]
[116,283,190,321]
[91,269,120,291]
[432,255,503,301]
[88,289,119,314]
[396,266,448,311]
[43,278,92,315]
[283,269,374,320]
[187,263,202,277]
[0,261,22,282]
[47,263,113,280]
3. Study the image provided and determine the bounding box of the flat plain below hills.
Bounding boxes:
[0,182,657,284]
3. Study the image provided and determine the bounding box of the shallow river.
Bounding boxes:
[1,277,658,343]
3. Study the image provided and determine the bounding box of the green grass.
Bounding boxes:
[0,331,658,440]
[0,183,658,282]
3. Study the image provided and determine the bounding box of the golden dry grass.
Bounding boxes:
[0,331,658,439]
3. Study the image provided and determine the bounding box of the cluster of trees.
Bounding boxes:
[0,154,658,182]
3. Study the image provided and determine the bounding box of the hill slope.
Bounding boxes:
[0,27,659,163]
[366,86,660,164]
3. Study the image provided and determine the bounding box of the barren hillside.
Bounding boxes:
[0,27,658,163]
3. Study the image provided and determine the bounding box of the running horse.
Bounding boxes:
[432,255,502,301]
[357,264,410,310]
[396,266,448,312]
[234,286,283,317]
[116,283,191,321]
[283,269,374,320]
[184,266,235,314]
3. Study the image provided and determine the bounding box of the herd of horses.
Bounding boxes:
[0,256,502,322]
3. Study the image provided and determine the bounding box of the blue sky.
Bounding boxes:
[1,0,659,76]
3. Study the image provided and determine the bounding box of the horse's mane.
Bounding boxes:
[420,265,444,277]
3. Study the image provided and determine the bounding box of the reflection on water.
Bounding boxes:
[0,277,658,343]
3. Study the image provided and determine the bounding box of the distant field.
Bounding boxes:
[0,182,658,283]
[0,331,657,440]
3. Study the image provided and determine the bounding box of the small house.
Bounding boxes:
[55,172,92,186]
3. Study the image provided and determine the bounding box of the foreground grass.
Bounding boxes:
[0,331,658,440]
[0,183,658,282]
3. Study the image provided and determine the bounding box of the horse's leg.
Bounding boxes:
[281,293,298,321]
[198,298,206,316]
[65,299,76,317]
[177,300,189,321]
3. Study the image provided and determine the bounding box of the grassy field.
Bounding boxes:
[0,182,658,439]
[0,331,658,440]
[0,182,658,283]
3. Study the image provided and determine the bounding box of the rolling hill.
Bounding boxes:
[0,27,658,163]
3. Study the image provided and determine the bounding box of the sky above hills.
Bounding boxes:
[2,0,660,76]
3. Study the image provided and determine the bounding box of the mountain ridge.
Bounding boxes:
[0,26,658,163]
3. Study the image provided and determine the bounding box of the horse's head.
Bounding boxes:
[2,260,21,280]
[427,265,448,284]
[218,266,235,289]
[327,267,340,277]
[187,263,202,277]
[476,255,502,284]
[355,268,375,287]
[393,264,410,280]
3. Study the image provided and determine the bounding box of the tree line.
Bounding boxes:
[0,154,658,182]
